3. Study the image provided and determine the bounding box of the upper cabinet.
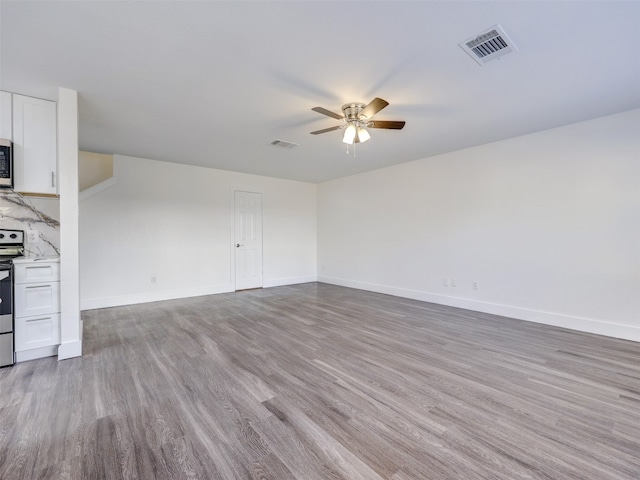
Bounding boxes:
[0,91,58,196]
[12,94,58,196]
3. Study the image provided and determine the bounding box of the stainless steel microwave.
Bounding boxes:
[0,139,12,188]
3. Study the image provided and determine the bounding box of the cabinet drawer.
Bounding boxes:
[15,262,60,284]
[15,282,60,317]
[15,313,60,351]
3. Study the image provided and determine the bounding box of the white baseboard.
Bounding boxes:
[58,340,82,360]
[263,275,317,288]
[80,283,234,311]
[81,277,318,310]
[80,275,317,310]
[318,275,640,342]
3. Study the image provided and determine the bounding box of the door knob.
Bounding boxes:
[236,243,243,247]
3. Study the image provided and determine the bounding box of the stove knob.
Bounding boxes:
[10,234,17,239]
[0,234,4,239]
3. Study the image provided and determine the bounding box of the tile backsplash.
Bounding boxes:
[0,190,60,256]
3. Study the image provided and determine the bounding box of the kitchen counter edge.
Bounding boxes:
[12,256,60,264]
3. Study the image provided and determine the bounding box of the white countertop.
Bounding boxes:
[12,256,60,264]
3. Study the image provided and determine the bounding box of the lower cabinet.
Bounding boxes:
[15,313,61,352]
[14,260,61,362]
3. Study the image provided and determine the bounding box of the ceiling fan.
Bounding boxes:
[310,97,405,145]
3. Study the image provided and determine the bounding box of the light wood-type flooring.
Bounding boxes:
[1,283,639,479]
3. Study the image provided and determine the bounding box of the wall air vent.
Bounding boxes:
[459,25,517,65]
[270,139,298,149]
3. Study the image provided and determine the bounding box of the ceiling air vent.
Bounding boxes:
[459,25,517,65]
[270,139,298,149]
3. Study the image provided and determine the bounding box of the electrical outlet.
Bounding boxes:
[27,230,40,243]
[473,280,480,290]
[151,276,157,284]
[443,278,450,287]
[451,278,457,287]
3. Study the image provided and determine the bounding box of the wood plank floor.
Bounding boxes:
[0,283,639,479]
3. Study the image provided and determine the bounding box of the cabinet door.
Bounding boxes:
[15,313,61,351]
[15,282,61,317]
[14,262,60,284]
[12,94,57,195]
[0,91,11,140]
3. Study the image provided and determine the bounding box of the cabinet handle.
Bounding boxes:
[25,284,51,289]
[51,171,55,187]
[26,316,52,323]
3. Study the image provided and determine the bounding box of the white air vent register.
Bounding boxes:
[270,139,298,149]
[459,25,517,65]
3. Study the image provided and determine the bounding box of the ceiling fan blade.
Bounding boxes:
[368,120,406,130]
[311,107,344,120]
[310,125,343,135]
[358,97,389,120]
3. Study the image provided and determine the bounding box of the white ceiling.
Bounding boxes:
[1,1,639,183]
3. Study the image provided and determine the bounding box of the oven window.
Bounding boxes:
[0,269,12,316]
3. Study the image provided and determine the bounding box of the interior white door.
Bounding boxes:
[234,191,263,290]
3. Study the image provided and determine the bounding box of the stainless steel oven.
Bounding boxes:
[0,139,12,188]
[0,263,14,366]
[0,229,24,367]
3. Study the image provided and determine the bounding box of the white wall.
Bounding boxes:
[80,155,317,310]
[318,109,640,341]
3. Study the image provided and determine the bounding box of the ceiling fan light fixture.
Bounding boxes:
[311,97,405,147]
[342,123,357,144]
[356,126,371,143]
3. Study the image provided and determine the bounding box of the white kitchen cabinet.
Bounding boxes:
[0,91,11,140]
[14,261,60,283]
[12,94,58,195]
[14,260,61,361]
[14,313,61,354]
[15,281,61,317]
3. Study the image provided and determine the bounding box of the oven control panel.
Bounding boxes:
[0,230,24,244]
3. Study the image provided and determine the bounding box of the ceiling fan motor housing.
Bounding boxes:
[342,103,373,129]
[342,103,366,122]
